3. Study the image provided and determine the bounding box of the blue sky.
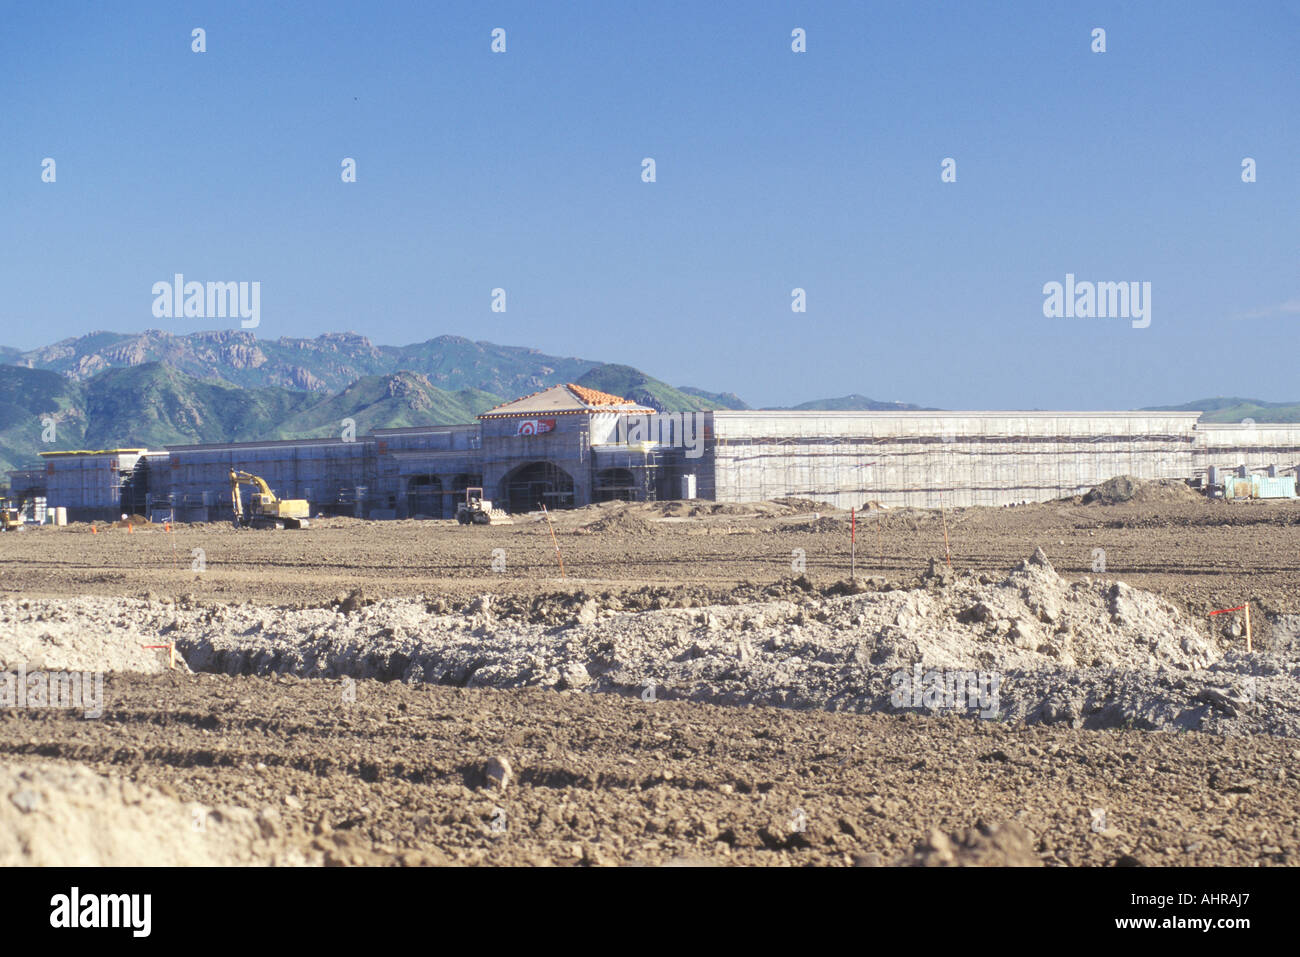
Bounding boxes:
[2,1,1296,409]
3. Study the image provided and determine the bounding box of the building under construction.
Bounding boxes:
[9,384,1300,522]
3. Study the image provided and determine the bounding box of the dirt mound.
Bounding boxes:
[482,579,847,625]
[13,550,1266,733]
[310,516,377,529]
[770,497,834,514]
[644,499,835,519]
[0,597,181,673]
[0,762,309,865]
[1083,476,1202,506]
[14,550,1224,685]
[872,507,945,529]
[778,515,848,533]
[575,509,655,534]
[904,820,1041,867]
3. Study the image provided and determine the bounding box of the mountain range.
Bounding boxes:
[1,328,1292,479]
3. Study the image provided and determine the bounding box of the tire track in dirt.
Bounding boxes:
[3,673,1297,866]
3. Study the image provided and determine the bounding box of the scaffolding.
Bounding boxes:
[593,445,661,502]
[710,412,1203,509]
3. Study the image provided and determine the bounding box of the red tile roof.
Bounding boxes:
[479,383,652,417]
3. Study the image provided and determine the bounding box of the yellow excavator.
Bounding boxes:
[229,470,310,529]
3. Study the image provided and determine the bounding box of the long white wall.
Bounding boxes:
[710,411,1205,508]
[1192,423,1300,474]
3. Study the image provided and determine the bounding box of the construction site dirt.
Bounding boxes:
[3,492,1300,866]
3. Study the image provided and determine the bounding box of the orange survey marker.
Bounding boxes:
[541,504,565,579]
[1208,604,1252,653]
[141,643,176,669]
[939,494,952,569]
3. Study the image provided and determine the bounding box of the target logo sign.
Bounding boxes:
[515,418,555,436]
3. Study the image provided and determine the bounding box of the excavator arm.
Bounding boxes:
[229,470,244,523]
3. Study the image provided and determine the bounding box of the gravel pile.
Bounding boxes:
[1081,475,1203,505]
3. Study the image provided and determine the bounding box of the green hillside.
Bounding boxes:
[574,364,730,412]
[679,386,750,409]
[0,367,89,477]
[388,336,596,397]
[81,364,320,449]
[0,363,513,479]
[1141,397,1300,423]
[277,373,502,438]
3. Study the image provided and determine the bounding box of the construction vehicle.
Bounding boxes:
[229,470,310,529]
[1,499,24,531]
[456,486,513,525]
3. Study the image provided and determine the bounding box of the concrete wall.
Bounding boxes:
[39,452,143,521]
[159,439,371,520]
[709,411,1202,508]
[1193,423,1300,475]
[373,425,480,518]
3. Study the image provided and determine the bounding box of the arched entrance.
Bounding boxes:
[500,461,575,515]
[447,473,482,514]
[406,475,444,518]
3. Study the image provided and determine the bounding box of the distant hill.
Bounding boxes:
[80,364,321,449]
[680,386,750,410]
[277,373,502,439]
[572,364,737,412]
[0,363,507,476]
[775,394,934,412]
[1141,397,1300,423]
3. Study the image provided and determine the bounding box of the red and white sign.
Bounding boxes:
[515,418,555,436]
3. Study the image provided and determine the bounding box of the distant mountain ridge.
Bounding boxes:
[13,330,1283,484]
[777,394,935,412]
[7,329,597,396]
